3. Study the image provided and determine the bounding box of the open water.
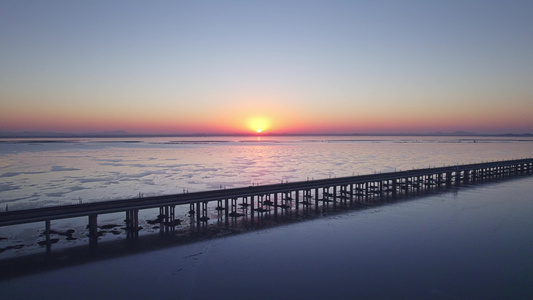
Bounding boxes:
[1,136,533,298]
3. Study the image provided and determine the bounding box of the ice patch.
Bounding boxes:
[0,171,46,178]
[0,182,20,192]
[51,166,80,172]
[45,192,66,197]
[69,186,86,192]
[78,177,113,183]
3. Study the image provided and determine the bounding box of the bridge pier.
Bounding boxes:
[273,193,278,217]
[163,206,169,229]
[464,170,470,183]
[401,178,408,196]
[225,199,229,225]
[45,220,51,253]
[158,206,175,234]
[338,185,345,206]
[445,172,451,185]
[230,198,237,216]
[256,195,264,216]
[250,195,255,220]
[2,158,533,255]
[349,183,354,204]
[216,200,224,222]
[88,214,98,245]
[302,189,311,208]
[125,210,138,238]
[196,202,201,228]
[201,202,208,223]
[331,186,336,208]
[314,188,319,213]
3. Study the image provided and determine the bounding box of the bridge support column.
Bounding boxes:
[295,190,300,210]
[350,184,354,204]
[201,202,208,223]
[159,206,175,233]
[446,172,452,187]
[170,206,175,227]
[89,214,98,245]
[315,188,319,213]
[242,197,249,213]
[216,200,223,222]
[126,210,139,238]
[45,220,51,253]
[196,202,201,228]
[161,206,169,233]
[303,189,310,208]
[274,193,278,217]
[134,210,139,237]
[250,195,255,222]
[333,186,337,208]
[322,187,328,208]
[225,199,229,226]
[231,198,237,214]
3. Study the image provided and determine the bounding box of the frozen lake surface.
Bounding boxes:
[2,136,532,210]
[1,136,533,298]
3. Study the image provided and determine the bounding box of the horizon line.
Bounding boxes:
[1,130,532,139]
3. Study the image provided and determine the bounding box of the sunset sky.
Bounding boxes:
[1,1,532,135]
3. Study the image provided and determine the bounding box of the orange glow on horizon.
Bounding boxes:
[2,100,532,135]
[246,117,271,134]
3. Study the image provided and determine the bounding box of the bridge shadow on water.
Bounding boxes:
[0,174,529,280]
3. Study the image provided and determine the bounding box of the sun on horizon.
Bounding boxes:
[246,117,271,134]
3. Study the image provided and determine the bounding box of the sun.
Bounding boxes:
[246,117,271,134]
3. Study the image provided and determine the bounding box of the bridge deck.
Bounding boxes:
[1,158,532,227]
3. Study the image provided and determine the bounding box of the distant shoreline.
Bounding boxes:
[1,131,532,139]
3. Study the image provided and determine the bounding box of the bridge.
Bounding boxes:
[1,158,532,252]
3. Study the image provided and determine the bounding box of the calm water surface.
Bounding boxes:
[2,177,533,299]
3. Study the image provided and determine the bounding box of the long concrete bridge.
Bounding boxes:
[1,158,532,251]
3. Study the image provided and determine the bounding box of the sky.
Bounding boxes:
[1,0,532,135]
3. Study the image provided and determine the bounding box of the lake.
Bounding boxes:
[2,135,532,210]
[1,136,533,298]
